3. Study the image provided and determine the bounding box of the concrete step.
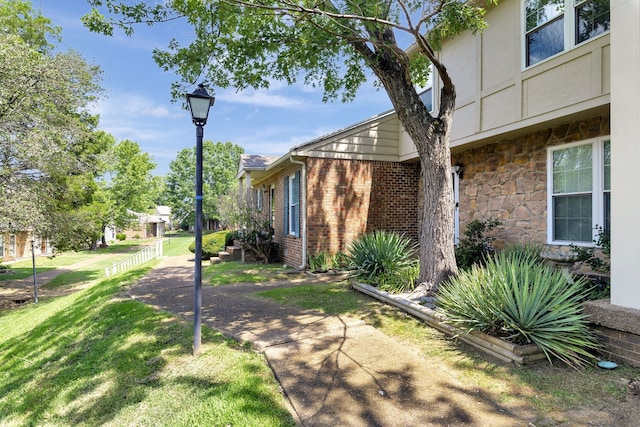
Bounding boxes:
[225,245,242,256]
[219,250,241,262]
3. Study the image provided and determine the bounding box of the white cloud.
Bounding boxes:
[216,89,305,108]
[91,91,180,119]
[232,124,339,156]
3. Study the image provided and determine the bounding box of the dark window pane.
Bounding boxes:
[603,140,611,191]
[526,0,564,31]
[553,194,592,241]
[527,17,565,66]
[420,88,433,112]
[576,0,610,44]
[603,192,611,232]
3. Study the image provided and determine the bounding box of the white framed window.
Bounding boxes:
[9,235,16,257]
[417,63,434,112]
[270,186,276,229]
[283,172,300,237]
[256,189,263,212]
[547,137,610,244]
[524,0,610,67]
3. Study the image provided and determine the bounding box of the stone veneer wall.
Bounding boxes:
[454,115,610,249]
[306,158,419,256]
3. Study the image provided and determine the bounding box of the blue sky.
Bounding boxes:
[40,1,393,176]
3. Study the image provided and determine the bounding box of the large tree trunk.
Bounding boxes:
[397,101,457,291]
[351,36,458,292]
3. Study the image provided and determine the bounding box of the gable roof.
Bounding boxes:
[156,206,171,216]
[239,154,279,171]
[237,109,401,186]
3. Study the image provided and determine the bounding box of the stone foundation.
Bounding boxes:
[583,299,640,367]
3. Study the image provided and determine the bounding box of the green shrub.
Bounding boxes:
[116,233,126,241]
[0,259,8,272]
[376,259,420,293]
[309,252,332,273]
[455,218,501,270]
[239,228,279,264]
[348,231,417,288]
[437,251,601,368]
[189,230,230,259]
[331,251,350,269]
[570,226,610,275]
[225,230,240,247]
[309,251,351,273]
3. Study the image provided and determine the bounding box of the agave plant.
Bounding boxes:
[438,251,601,368]
[348,231,417,286]
[499,242,546,263]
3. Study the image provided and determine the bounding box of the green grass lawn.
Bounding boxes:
[0,267,295,427]
[257,281,640,424]
[4,234,195,291]
[1,238,163,283]
[162,231,195,257]
[203,261,300,286]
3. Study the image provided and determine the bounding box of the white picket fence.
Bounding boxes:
[105,239,163,277]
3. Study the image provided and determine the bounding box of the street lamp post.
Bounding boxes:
[186,83,215,356]
[30,236,38,303]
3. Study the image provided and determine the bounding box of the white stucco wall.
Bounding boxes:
[610,0,640,310]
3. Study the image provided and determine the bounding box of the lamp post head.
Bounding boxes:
[186,83,215,126]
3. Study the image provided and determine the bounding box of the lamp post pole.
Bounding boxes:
[193,122,204,356]
[186,83,215,357]
[31,237,37,303]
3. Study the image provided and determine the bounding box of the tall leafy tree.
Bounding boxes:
[1,1,104,238]
[51,131,115,251]
[0,0,60,51]
[83,0,492,288]
[108,139,158,227]
[166,141,244,227]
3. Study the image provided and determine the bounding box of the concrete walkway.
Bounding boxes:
[130,255,532,426]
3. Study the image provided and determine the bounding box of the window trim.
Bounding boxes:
[8,234,16,257]
[256,189,263,212]
[270,185,275,231]
[416,63,434,113]
[286,173,300,237]
[522,0,610,69]
[546,136,610,245]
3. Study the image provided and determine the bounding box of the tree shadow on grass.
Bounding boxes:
[0,267,56,282]
[43,268,102,289]
[0,269,293,426]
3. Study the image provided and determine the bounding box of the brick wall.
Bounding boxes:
[306,158,419,256]
[584,300,640,368]
[454,115,610,249]
[592,326,640,368]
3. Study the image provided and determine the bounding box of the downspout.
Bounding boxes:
[289,156,307,270]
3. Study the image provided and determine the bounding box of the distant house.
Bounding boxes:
[239,0,640,366]
[237,123,421,269]
[155,206,172,230]
[121,207,169,240]
[0,231,51,262]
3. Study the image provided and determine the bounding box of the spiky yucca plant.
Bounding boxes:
[437,251,601,368]
[348,231,417,286]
